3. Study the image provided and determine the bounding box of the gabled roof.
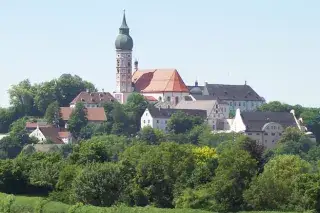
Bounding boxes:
[147,105,207,119]
[39,127,64,144]
[175,100,219,115]
[70,92,116,105]
[60,107,107,121]
[204,84,264,101]
[241,111,297,131]
[132,69,189,93]
[26,122,52,129]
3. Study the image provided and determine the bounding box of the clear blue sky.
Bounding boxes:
[1,0,319,107]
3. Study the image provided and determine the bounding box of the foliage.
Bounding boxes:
[45,101,61,126]
[67,103,88,138]
[69,135,129,164]
[137,126,165,145]
[244,155,311,211]
[167,111,204,134]
[72,163,123,206]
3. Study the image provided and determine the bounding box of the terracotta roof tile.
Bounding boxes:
[26,122,52,129]
[39,127,64,144]
[58,131,71,138]
[144,96,158,101]
[70,92,116,105]
[60,107,107,121]
[132,69,189,93]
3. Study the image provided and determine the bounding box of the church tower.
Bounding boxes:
[113,10,134,104]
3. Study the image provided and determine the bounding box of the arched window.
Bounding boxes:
[159,96,162,101]
[175,97,179,104]
[167,97,171,102]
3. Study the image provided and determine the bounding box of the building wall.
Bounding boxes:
[141,92,189,106]
[140,109,169,132]
[245,122,284,149]
[29,129,46,143]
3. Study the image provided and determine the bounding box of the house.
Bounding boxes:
[174,99,230,130]
[229,109,301,148]
[188,81,265,113]
[70,91,116,108]
[60,107,107,129]
[25,122,52,132]
[141,106,207,132]
[132,69,190,105]
[29,126,73,144]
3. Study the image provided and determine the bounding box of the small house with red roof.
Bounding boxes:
[29,126,73,144]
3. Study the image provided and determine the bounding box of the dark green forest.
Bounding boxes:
[1,75,320,212]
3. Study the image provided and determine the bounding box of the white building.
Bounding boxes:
[141,106,207,132]
[228,109,303,149]
[174,99,230,130]
[29,126,73,144]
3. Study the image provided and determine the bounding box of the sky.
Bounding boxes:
[0,0,320,107]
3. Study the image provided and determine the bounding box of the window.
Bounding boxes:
[238,102,241,106]
[157,120,159,123]
[128,62,131,66]
[146,113,148,116]
[251,102,254,107]
[256,133,260,135]
[148,120,150,124]
[243,102,245,106]
[271,133,275,136]
[143,120,145,123]
[175,97,179,104]
[159,96,162,101]
[247,133,252,135]
[279,133,282,136]
[265,140,267,143]
[216,110,218,113]
[216,105,218,108]
[167,97,171,102]
[264,133,268,136]
[165,120,167,124]
[230,102,233,106]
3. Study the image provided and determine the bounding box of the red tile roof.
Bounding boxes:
[26,122,52,129]
[58,131,71,138]
[132,69,189,93]
[70,91,116,105]
[60,107,107,121]
[144,96,157,101]
[39,127,64,144]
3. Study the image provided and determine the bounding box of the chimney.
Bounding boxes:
[195,80,198,87]
[245,80,247,85]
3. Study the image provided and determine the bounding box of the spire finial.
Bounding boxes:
[120,9,129,29]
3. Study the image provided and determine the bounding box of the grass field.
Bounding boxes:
[0,193,211,213]
[0,193,302,213]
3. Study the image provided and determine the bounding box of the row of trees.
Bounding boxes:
[1,125,320,212]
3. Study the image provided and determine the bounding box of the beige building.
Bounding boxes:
[174,99,229,130]
[229,109,302,149]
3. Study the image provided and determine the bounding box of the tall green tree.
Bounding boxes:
[244,155,311,211]
[67,103,88,138]
[45,101,61,126]
[167,111,204,134]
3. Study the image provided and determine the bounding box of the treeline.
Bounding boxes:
[1,125,320,212]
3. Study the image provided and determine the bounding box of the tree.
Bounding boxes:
[308,115,320,143]
[55,74,96,107]
[67,103,88,138]
[73,162,123,206]
[125,93,149,132]
[257,101,291,113]
[45,101,61,126]
[244,155,311,211]
[8,79,38,116]
[137,126,165,145]
[34,80,58,114]
[209,147,257,212]
[167,111,204,134]
[69,135,129,164]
